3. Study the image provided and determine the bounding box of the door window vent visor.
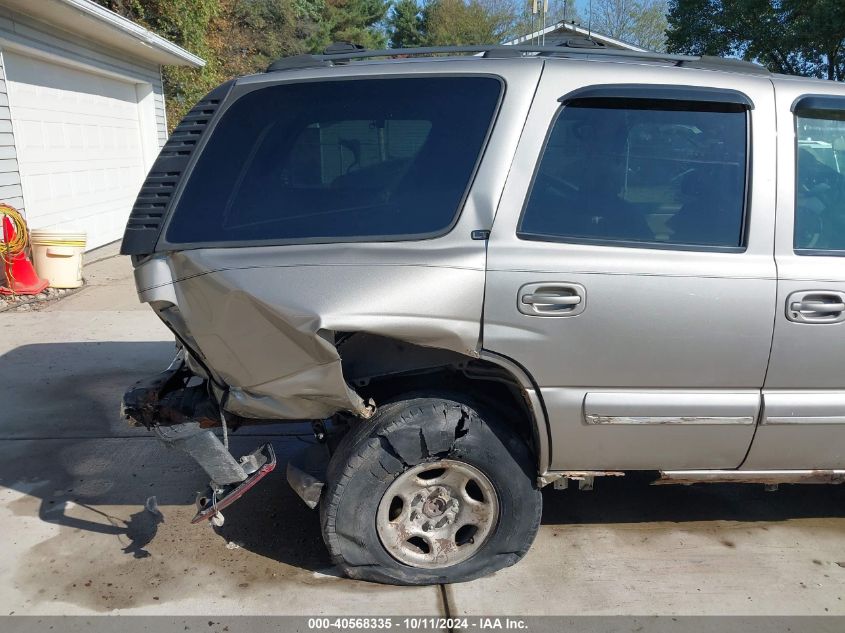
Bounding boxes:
[559,84,754,110]
[792,95,845,120]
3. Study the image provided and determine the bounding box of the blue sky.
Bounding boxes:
[574,1,596,21]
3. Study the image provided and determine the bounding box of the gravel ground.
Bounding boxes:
[0,285,83,312]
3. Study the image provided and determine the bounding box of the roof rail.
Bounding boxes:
[685,55,769,75]
[266,43,768,75]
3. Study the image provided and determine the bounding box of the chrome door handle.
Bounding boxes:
[790,301,845,314]
[786,291,845,324]
[517,282,586,317]
[521,293,582,306]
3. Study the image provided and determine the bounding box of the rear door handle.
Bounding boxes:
[787,291,845,324]
[518,282,586,317]
[790,301,845,314]
[521,293,581,306]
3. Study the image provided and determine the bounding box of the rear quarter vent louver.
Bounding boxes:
[121,80,235,256]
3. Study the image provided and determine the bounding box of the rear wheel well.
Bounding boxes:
[355,360,540,465]
[335,333,543,471]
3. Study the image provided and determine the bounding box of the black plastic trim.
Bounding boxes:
[120,80,236,256]
[559,84,754,109]
[517,232,748,253]
[266,54,333,72]
[792,94,845,120]
[795,248,845,257]
[263,45,767,75]
[678,56,770,76]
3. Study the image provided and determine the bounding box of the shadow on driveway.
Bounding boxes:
[0,341,328,575]
[2,341,845,580]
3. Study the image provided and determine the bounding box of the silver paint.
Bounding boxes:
[743,76,845,470]
[483,60,777,470]
[133,59,542,420]
[129,54,845,475]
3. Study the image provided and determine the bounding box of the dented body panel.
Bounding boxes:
[132,58,544,421]
[136,245,486,418]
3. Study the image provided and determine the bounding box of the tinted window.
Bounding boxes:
[166,77,502,245]
[519,101,748,248]
[795,108,845,253]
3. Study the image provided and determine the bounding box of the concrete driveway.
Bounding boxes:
[1,246,845,617]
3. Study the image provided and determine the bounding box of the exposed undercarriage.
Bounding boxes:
[121,334,536,523]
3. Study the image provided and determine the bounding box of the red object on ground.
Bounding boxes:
[190,443,277,524]
[0,215,49,295]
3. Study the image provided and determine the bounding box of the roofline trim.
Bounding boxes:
[3,0,205,67]
[61,0,205,67]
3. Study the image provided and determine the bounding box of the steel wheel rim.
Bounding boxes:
[376,459,500,569]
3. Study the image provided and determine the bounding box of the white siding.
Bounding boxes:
[157,66,168,147]
[0,53,23,213]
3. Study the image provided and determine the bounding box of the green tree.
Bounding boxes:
[632,0,669,51]
[666,0,845,80]
[94,0,325,126]
[222,0,319,72]
[588,0,668,51]
[95,0,222,126]
[309,0,391,51]
[388,0,424,47]
[784,0,845,80]
[421,0,516,45]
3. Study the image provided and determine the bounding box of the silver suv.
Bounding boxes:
[120,44,845,585]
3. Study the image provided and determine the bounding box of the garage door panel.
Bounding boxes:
[17,155,142,173]
[21,168,140,212]
[5,52,148,249]
[16,115,143,161]
[7,53,138,109]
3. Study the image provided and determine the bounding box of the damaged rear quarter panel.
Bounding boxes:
[141,243,487,419]
[132,60,543,421]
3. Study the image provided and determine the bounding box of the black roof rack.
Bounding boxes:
[266,43,769,75]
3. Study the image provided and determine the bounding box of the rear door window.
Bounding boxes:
[518,98,749,249]
[164,77,502,245]
[794,97,845,253]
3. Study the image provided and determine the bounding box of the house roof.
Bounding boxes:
[505,20,647,52]
[0,0,205,67]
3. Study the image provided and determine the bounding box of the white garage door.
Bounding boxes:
[5,52,149,249]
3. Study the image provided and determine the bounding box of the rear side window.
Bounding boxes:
[518,99,749,249]
[794,98,845,253]
[165,77,502,245]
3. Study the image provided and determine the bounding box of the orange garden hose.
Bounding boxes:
[0,203,31,294]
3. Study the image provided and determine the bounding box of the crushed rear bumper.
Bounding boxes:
[121,359,277,521]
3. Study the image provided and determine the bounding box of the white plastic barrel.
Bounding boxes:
[30,230,87,289]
